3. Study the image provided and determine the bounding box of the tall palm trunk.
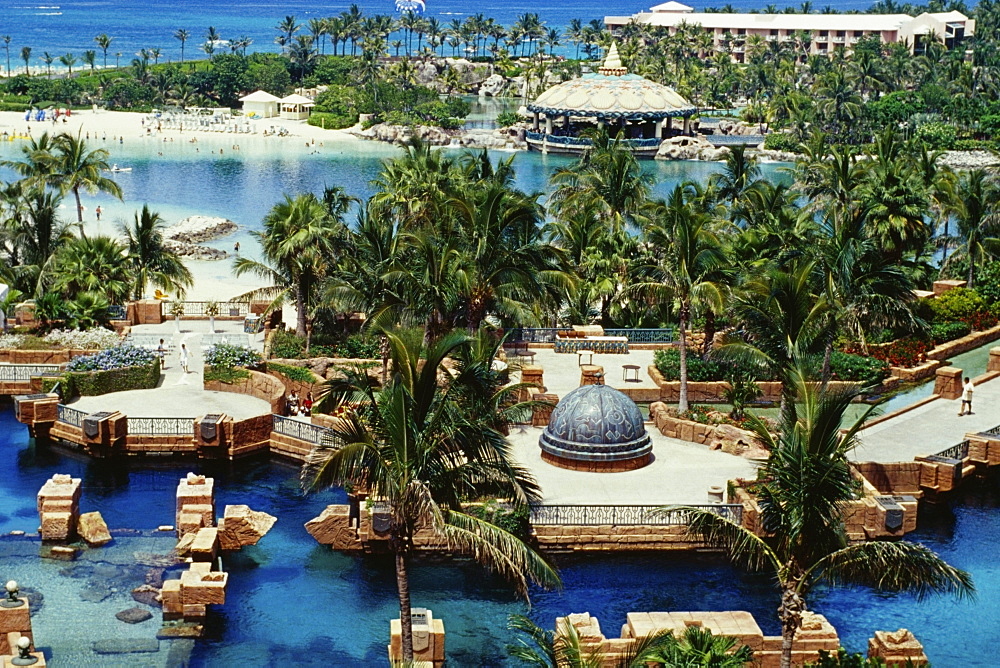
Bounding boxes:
[396,551,414,663]
[678,304,690,413]
[73,186,84,224]
[778,579,805,668]
[821,329,834,389]
[295,281,307,337]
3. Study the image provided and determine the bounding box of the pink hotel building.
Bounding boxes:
[604,1,975,60]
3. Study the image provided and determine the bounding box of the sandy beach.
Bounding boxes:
[0,108,392,303]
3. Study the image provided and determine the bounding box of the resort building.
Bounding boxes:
[525,43,697,157]
[604,2,975,61]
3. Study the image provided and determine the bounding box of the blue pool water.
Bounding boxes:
[1,404,998,666]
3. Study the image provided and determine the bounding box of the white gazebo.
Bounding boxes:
[279,94,315,121]
[239,90,280,119]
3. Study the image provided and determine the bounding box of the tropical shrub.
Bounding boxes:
[806,648,901,667]
[926,288,985,322]
[859,338,931,368]
[66,344,155,371]
[496,111,520,128]
[204,342,261,369]
[973,262,1000,303]
[827,351,890,385]
[61,353,159,397]
[204,365,250,384]
[468,500,531,542]
[270,329,380,360]
[267,361,318,383]
[914,122,957,149]
[930,321,971,344]
[655,348,729,382]
[764,132,801,152]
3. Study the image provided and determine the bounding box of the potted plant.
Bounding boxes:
[205,301,220,333]
[168,301,185,332]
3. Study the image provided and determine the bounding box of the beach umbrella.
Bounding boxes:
[395,0,426,13]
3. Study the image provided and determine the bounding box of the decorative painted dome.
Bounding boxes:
[527,43,696,120]
[539,384,652,469]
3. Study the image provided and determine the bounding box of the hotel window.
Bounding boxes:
[854,30,864,37]
[837,30,846,37]
[770,29,778,35]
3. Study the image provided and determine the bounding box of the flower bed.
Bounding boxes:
[67,344,155,371]
[0,328,120,351]
[205,342,262,369]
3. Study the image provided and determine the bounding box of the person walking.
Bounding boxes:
[179,343,190,374]
[959,376,974,416]
[156,338,167,369]
[95,205,102,221]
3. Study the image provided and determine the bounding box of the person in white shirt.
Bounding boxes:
[179,343,190,374]
[959,376,974,416]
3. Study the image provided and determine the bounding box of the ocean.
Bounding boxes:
[3,0,880,70]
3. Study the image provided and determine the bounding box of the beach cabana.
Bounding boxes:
[279,94,315,121]
[239,91,280,119]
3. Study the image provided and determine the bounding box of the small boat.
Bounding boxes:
[107,164,132,173]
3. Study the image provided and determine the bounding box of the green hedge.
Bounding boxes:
[826,351,889,386]
[654,348,741,382]
[763,132,801,153]
[204,365,250,384]
[655,348,888,385]
[61,356,160,397]
[930,320,972,345]
[307,111,358,130]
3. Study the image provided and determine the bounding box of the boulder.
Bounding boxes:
[116,607,154,624]
[305,505,361,550]
[416,61,439,84]
[131,584,162,608]
[78,511,112,547]
[479,73,506,97]
[218,504,277,551]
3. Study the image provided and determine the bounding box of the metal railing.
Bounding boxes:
[57,404,87,427]
[161,301,250,318]
[507,327,674,344]
[0,364,62,381]
[527,504,743,526]
[524,132,662,149]
[272,414,339,447]
[127,417,195,435]
[981,424,1000,437]
[934,439,970,461]
[126,334,171,349]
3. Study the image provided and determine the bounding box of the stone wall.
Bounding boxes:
[853,462,924,495]
[927,322,1000,361]
[648,402,757,454]
[204,369,285,414]
[229,414,272,459]
[647,366,861,404]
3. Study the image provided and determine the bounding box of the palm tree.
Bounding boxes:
[0,287,24,334]
[20,46,31,75]
[82,49,97,74]
[41,52,54,78]
[233,192,345,337]
[276,15,300,53]
[94,33,113,68]
[507,615,675,668]
[301,327,560,664]
[2,36,11,76]
[710,144,762,206]
[943,169,1000,288]
[633,185,726,413]
[120,205,193,300]
[58,53,76,77]
[678,368,974,668]
[47,235,132,303]
[52,132,123,224]
[174,29,189,62]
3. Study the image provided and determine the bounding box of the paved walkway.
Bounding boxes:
[514,347,659,398]
[68,319,270,420]
[508,426,756,505]
[854,375,1000,463]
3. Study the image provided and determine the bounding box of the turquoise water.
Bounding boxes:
[4,0,879,68]
[1,404,998,666]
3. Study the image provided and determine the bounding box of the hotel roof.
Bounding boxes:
[605,11,918,32]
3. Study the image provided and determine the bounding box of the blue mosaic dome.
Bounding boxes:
[539,384,652,463]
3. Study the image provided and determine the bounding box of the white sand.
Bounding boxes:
[0,109,379,307]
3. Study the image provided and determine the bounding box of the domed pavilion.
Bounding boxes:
[525,43,697,157]
[539,383,653,472]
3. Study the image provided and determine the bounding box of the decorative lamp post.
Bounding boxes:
[10,636,39,666]
[1,580,24,608]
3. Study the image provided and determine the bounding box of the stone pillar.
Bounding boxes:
[81,410,128,458]
[176,473,215,538]
[989,347,1000,373]
[194,414,232,459]
[0,597,33,655]
[135,299,165,325]
[520,365,544,401]
[933,366,963,400]
[580,365,605,387]
[37,474,81,541]
[389,608,445,667]
[532,394,559,427]
[598,119,605,131]
[683,116,691,135]
[532,112,539,131]
[932,279,966,296]
[655,119,663,139]
[868,629,928,666]
[13,393,58,438]
[545,116,552,134]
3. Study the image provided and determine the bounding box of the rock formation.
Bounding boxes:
[77,511,112,546]
[37,474,81,541]
[218,504,276,551]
